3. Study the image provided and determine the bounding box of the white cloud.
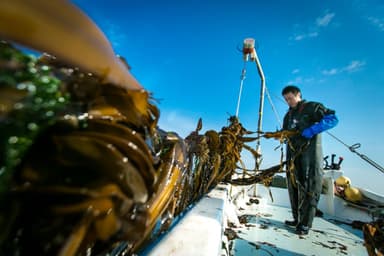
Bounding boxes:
[322,60,366,76]
[343,60,366,72]
[367,16,384,31]
[290,11,335,41]
[291,31,319,41]
[308,32,319,37]
[287,76,303,84]
[316,12,335,27]
[322,68,339,75]
[158,110,201,138]
[287,76,315,85]
[103,21,127,48]
[292,34,305,41]
[292,69,300,74]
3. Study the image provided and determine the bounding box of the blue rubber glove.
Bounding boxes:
[301,114,338,139]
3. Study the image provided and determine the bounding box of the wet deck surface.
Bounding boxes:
[227,198,368,256]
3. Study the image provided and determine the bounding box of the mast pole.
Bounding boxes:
[239,38,266,196]
[241,38,265,165]
[253,47,266,158]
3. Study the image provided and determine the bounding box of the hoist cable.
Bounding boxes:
[265,85,282,129]
[235,62,247,117]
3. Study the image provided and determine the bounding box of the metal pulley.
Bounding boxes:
[242,38,257,61]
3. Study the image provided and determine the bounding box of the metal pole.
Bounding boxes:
[254,48,266,159]
[252,46,266,197]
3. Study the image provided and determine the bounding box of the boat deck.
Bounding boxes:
[227,193,368,256]
[141,183,372,256]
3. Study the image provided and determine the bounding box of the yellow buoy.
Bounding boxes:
[344,186,363,203]
[334,175,351,187]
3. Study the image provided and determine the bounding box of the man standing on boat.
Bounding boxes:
[281,85,338,235]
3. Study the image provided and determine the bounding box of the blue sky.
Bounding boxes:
[71,0,384,193]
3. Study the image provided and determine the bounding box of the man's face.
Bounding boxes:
[283,92,301,108]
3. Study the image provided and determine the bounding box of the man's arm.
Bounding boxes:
[302,114,338,139]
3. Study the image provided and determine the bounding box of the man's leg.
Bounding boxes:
[286,170,298,226]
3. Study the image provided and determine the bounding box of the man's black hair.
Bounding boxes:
[282,85,301,96]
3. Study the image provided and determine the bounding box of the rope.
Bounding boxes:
[265,85,282,128]
[235,62,247,117]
